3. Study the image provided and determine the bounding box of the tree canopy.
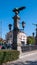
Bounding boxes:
[27,36,35,45]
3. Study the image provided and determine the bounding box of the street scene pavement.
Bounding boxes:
[3,50,37,65]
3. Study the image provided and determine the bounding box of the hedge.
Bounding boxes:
[0,50,20,65]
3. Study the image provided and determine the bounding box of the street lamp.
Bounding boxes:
[22,21,25,30]
[8,24,12,32]
[32,23,37,45]
[32,32,35,37]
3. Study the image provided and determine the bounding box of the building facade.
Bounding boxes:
[6,30,27,47]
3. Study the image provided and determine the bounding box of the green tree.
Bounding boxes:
[27,36,35,45]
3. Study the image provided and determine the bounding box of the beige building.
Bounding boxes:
[6,30,27,46]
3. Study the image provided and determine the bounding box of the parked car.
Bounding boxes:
[0,43,7,49]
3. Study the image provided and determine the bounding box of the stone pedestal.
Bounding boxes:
[17,43,22,58]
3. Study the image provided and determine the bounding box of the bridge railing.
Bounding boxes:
[21,45,37,52]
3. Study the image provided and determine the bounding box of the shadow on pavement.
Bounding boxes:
[10,61,37,65]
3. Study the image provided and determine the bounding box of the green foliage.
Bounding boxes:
[27,36,35,45]
[0,50,20,65]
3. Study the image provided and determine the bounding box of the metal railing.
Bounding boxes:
[21,45,37,52]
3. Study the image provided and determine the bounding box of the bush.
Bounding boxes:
[0,50,20,64]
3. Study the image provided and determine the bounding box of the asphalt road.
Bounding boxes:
[3,50,37,65]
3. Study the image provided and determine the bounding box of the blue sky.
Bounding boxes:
[0,0,37,39]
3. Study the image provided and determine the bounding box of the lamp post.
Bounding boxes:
[32,23,37,45]
[35,25,37,45]
[12,6,26,50]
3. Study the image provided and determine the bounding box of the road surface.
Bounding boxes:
[3,50,37,65]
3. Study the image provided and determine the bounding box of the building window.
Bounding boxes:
[10,35,12,38]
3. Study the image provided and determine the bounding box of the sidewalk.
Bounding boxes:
[19,50,37,58]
